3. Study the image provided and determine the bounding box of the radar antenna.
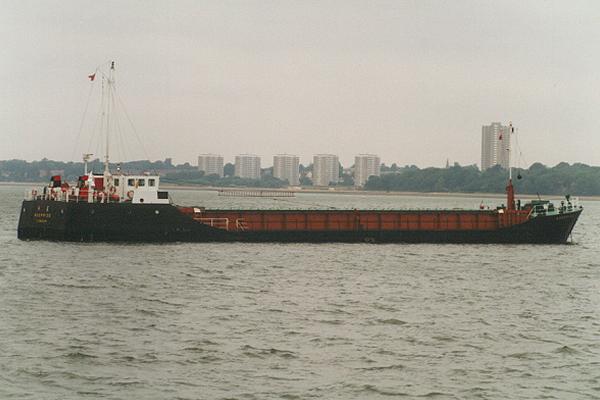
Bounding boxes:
[83,153,93,175]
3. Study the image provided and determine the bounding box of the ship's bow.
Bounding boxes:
[524,208,583,244]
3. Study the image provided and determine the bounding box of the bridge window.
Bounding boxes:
[138,179,146,187]
[148,178,156,187]
[114,178,120,186]
[127,179,135,187]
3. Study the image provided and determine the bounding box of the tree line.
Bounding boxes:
[365,163,600,196]
[1,158,599,195]
[0,158,190,182]
[161,170,287,188]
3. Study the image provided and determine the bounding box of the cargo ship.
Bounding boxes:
[17,63,582,243]
[16,176,583,243]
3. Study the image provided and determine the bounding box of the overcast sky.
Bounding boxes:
[2,0,599,168]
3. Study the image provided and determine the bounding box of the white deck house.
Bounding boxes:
[112,174,170,204]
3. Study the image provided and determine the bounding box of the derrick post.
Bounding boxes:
[506,179,515,212]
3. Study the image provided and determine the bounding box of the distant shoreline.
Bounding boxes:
[160,183,600,201]
[3,181,598,201]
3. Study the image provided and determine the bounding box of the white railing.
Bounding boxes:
[194,217,230,230]
[530,197,582,218]
[236,219,248,231]
[25,188,117,204]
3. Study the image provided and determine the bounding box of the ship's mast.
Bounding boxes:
[505,122,515,211]
[101,61,116,192]
[507,122,512,181]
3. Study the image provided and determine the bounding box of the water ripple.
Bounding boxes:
[1,186,599,399]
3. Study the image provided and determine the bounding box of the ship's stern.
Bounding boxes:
[18,200,69,241]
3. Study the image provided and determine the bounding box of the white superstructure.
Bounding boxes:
[25,61,170,205]
[112,173,169,204]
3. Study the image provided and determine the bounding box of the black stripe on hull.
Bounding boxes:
[17,200,582,244]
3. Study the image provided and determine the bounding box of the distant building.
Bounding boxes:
[354,154,380,187]
[481,122,510,170]
[313,154,339,186]
[273,154,300,186]
[234,154,261,179]
[197,154,224,177]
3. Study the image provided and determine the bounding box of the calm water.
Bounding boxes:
[0,184,599,399]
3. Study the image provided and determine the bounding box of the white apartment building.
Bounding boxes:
[234,154,261,179]
[354,154,380,187]
[273,154,300,186]
[481,122,510,170]
[313,154,339,186]
[197,154,224,177]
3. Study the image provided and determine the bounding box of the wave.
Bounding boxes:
[377,318,408,325]
[65,351,97,360]
[241,345,298,360]
[359,364,405,371]
[360,384,410,397]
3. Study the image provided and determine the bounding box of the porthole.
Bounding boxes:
[155,210,160,215]
[22,207,26,213]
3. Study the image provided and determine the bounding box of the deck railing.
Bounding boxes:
[194,217,230,230]
[25,189,121,203]
[530,197,581,217]
[218,189,295,197]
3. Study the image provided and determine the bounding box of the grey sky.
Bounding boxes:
[2,0,599,168]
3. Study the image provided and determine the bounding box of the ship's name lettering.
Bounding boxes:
[34,212,52,218]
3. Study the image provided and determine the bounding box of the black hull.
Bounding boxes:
[18,200,581,244]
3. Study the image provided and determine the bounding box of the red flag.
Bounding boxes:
[88,73,96,81]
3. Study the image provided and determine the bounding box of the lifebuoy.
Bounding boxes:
[127,190,134,200]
